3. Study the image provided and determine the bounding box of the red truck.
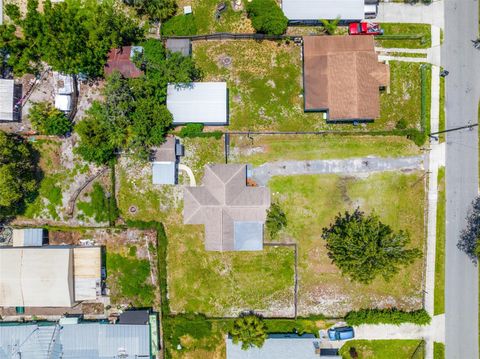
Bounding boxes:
[348,22,384,36]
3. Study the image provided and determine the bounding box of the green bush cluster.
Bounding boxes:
[246,0,288,35]
[29,102,72,136]
[162,14,197,36]
[265,202,287,240]
[178,123,223,139]
[77,182,112,223]
[345,308,431,326]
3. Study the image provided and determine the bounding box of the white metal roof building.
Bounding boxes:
[0,246,101,307]
[0,79,15,121]
[12,228,44,247]
[0,247,74,307]
[0,322,150,359]
[282,0,377,22]
[167,82,228,125]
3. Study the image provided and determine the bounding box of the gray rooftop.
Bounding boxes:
[152,162,176,185]
[0,79,14,121]
[227,335,339,359]
[184,164,270,251]
[282,0,364,21]
[0,322,150,359]
[167,82,228,125]
[166,38,191,57]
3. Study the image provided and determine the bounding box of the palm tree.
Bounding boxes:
[320,17,341,35]
[230,313,268,350]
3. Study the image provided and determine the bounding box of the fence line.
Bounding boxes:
[164,32,302,42]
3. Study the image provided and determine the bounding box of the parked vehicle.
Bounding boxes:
[327,326,355,341]
[348,22,383,35]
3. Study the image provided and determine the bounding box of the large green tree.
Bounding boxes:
[322,209,421,284]
[123,0,176,22]
[230,314,268,350]
[0,131,38,222]
[0,24,39,76]
[7,0,144,77]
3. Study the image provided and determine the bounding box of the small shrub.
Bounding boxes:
[128,245,137,257]
[246,0,288,35]
[162,14,197,36]
[230,313,268,350]
[266,202,287,240]
[178,123,223,139]
[349,347,359,359]
[345,308,431,326]
[395,118,408,130]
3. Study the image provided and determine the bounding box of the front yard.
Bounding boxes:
[269,171,426,316]
[340,340,425,359]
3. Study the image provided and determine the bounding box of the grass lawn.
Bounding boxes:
[439,75,446,142]
[434,167,446,315]
[193,40,327,131]
[376,23,432,49]
[166,214,295,316]
[434,342,445,359]
[269,171,426,316]
[339,340,424,359]
[231,134,421,166]
[377,61,431,131]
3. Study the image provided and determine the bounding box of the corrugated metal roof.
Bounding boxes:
[227,335,326,359]
[166,39,191,57]
[12,228,44,247]
[152,162,176,185]
[282,0,364,20]
[0,79,14,121]
[167,82,228,125]
[0,323,150,359]
[234,221,264,251]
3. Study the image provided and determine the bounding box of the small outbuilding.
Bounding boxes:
[151,137,184,185]
[12,228,44,247]
[167,82,228,125]
[166,38,192,57]
[0,79,15,121]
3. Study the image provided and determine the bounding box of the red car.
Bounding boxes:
[348,22,383,35]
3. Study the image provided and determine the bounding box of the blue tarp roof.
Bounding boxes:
[152,162,176,185]
[233,221,263,251]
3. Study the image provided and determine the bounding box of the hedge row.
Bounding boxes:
[345,308,431,326]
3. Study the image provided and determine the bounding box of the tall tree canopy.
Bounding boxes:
[230,314,268,350]
[76,40,200,164]
[0,131,38,222]
[123,0,176,22]
[457,196,480,263]
[322,209,421,284]
[6,0,144,77]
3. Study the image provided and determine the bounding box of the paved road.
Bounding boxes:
[443,0,480,356]
[251,155,424,185]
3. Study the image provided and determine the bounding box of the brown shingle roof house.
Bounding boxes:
[104,46,144,78]
[183,164,271,251]
[303,35,390,121]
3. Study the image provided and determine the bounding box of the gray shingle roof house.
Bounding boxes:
[167,82,228,125]
[183,164,270,251]
[226,334,341,358]
[0,322,150,358]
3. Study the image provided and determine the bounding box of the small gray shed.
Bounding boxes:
[166,39,192,57]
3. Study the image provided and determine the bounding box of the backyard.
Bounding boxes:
[268,171,426,316]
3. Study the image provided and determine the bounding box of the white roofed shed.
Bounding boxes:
[167,82,228,125]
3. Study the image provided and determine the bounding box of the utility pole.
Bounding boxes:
[429,123,478,140]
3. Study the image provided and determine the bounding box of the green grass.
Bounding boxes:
[378,61,431,131]
[269,172,425,316]
[439,74,446,142]
[434,342,445,359]
[376,23,432,48]
[167,217,295,316]
[77,182,110,223]
[106,252,155,307]
[193,40,327,131]
[340,340,424,359]
[232,135,421,166]
[434,167,446,315]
